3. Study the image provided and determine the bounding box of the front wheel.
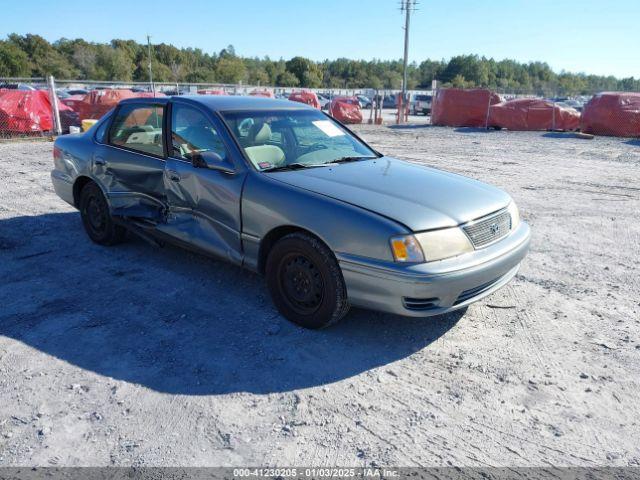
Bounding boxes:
[266,233,350,329]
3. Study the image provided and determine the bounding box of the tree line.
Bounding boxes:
[1,34,638,96]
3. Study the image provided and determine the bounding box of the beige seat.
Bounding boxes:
[244,123,286,168]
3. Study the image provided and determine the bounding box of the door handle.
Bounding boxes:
[167,170,181,182]
[94,157,106,166]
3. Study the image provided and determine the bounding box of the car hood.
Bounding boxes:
[265,157,512,231]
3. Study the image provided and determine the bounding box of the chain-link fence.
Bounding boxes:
[0,76,63,140]
[3,76,635,140]
[0,76,438,140]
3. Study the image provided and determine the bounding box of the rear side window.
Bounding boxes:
[109,104,165,157]
[95,116,110,143]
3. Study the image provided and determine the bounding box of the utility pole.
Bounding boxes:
[147,35,155,96]
[399,0,416,123]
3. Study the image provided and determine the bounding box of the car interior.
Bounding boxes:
[109,106,164,157]
[226,113,370,170]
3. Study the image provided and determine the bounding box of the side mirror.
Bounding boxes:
[191,151,235,174]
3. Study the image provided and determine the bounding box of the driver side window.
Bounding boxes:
[171,104,227,161]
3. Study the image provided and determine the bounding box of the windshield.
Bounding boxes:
[222,109,377,171]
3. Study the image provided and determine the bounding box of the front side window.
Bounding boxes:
[222,109,377,171]
[170,104,228,161]
[109,104,164,157]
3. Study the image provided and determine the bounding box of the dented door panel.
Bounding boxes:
[159,157,246,264]
[92,102,168,220]
[93,143,167,219]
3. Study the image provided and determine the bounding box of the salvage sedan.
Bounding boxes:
[51,96,530,328]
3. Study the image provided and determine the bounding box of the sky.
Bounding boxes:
[2,0,638,78]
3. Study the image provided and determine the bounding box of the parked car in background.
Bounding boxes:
[0,82,37,91]
[558,99,584,112]
[66,88,89,96]
[412,94,433,115]
[162,88,191,96]
[329,96,363,124]
[374,94,397,109]
[356,95,372,109]
[51,96,529,329]
[316,93,331,110]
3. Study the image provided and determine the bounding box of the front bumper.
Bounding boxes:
[337,221,530,317]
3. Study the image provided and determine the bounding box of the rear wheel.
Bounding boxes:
[79,182,126,246]
[266,233,350,329]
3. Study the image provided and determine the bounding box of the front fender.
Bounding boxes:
[241,172,408,268]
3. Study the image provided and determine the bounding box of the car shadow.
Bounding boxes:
[453,127,492,134]
[542,131,580,139]
[0,212,464,395]
[625,139,640,147]
[387,123,431,130]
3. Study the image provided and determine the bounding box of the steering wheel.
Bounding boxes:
[307,143,328,152]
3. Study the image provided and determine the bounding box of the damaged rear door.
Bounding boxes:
[95,100,168,219]
[155,101,247,264]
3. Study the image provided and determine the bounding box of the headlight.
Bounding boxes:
[507,201,520,229]
[391,227,475,264]
[415,227,474,262]
[390,235,425,263]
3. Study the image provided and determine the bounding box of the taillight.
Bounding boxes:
[53,145,62,163]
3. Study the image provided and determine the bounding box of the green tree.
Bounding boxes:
[8,34,76,77]
[215,56,246,84]
[275,71,299,87]
[97,46,135,81]
[285,56,322,87]
[0,40,30,76]
[1,33,638,95]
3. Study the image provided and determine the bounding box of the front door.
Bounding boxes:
[156,102,246,264]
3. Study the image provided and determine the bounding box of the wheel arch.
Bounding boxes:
[72,175,95,208]
[72,175,110,209]
[257,225,331,275]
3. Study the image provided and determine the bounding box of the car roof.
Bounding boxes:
[119,95,312,112]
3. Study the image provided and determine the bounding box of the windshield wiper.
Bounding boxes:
[332,156,378,164]
[262,162,333,172]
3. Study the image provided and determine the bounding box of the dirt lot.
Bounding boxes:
[0,126,639,467]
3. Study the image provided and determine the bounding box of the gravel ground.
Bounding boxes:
[0,126,638,467]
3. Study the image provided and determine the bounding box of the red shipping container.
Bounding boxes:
[431,88,502,127]
[488,98,580,131]
[580,92,640,137]
[329,97,362,124]
[288,90,320,109]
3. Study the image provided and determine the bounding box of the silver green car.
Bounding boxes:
[51,95,530,328]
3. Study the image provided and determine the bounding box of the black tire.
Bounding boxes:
[79,182,126,246]
[266,232,350,329]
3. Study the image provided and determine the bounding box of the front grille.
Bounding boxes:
[463,209,511,248]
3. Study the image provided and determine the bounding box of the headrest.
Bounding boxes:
[250,122,272,144]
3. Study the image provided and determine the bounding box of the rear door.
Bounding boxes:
[94,101,167,219]
[155,101,247,264]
